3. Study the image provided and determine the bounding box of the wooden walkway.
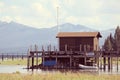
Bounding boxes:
[27,50,120,71]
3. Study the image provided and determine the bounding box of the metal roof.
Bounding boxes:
[56,32,102,38]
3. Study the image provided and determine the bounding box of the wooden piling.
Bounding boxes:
[103,57,106,71]
[35,45,38,69]
[84,45,86,52]
[49,44,51,51]
[97,56,99,69]
[2,54,4,61]
[22,54,23,60]
[84,56,86,66]
[96,52,100,68]
[99,51,102,69]
[108,57,110,71]
[56,54,57,69]
[31,53,34,69]
[55,47,58,69]
[12,55,14,61]
[111,56,113,70]
[84,52,87,66]
[117,56,119,71]
[27,49,30,69]
[54,46,56,51]
[70,56,72,68]
[42,45,45,68]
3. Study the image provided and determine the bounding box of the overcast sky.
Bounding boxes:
[0,0,120,30]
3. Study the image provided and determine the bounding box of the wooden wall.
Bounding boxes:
[59,37,96,51]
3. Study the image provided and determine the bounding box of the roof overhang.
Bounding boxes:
[56,32,102,38]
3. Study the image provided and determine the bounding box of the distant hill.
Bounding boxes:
[0,21,115,53]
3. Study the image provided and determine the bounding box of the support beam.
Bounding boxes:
[117,56,119,71]
[103,57,106,71]
[65,44,67,51]
[27,49,30,69]
[2,54,4,61]
[42,45,45,68]
[70,56,72,68]
[35,45,38,69]
[79,45,82,52]
[31,53,34,70]
[108,57,110,71]
[111,57,113,70]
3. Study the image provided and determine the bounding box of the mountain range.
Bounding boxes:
[0,21,115,53]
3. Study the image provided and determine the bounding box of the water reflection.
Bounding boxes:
[0,65,120,74]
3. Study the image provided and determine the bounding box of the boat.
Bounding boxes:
[79,64,98,69]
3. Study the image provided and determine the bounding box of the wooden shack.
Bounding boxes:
[42,32,102,68]
[56,32,102,52]
[28,32,102,69]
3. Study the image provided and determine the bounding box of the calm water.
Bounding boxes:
[0,65,120,74]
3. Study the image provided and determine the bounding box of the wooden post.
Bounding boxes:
[27,49,30,69]
[103,57,106,71]
[56,49,57,69]
[70,56,72,68]
[117,56,119,71]
[22,54,23,60]
[108,57,110,71]
[2,54,4,61]
[110,56,113,70]
[79,44,82,52]
[47,45,49,51]
[7,53,8,60]
[65,44,67,51]
[49,44,51,51]
[84,56,86,66]
[97,54,99,69]
[31,53,34,70]
[84,45,86,52]
[99,51,102,69]
[54,46,56,51]
[84,51,87,66]
[42,45,45,68]
[12,55,14,61]
[35,45,38,69]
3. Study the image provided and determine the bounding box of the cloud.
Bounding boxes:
[0,2,4,13]
[65,16,78,24]
[32,3,52,17]
[1,16,13,22]
[100,0,120,14]
[0,2,4,7]
[0,0,120,30]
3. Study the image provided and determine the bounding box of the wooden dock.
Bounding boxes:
[27,47,120,71]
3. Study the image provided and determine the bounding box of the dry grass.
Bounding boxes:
[0,71,119,80]
[0,59,27,65]
[0,58,42,65]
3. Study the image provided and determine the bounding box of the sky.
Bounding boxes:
[0,0,120,30]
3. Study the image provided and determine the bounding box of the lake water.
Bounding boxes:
[0,65,120,74]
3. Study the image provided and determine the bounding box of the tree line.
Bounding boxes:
[103,26,120,51]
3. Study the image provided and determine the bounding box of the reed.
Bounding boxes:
[0,71,119,80]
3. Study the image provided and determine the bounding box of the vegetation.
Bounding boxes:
[0,71,119,80]
[0,58,42,65]
[103,26,120,51]
[0,58,27,65]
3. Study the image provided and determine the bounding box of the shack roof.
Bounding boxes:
[56,32,102,38]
